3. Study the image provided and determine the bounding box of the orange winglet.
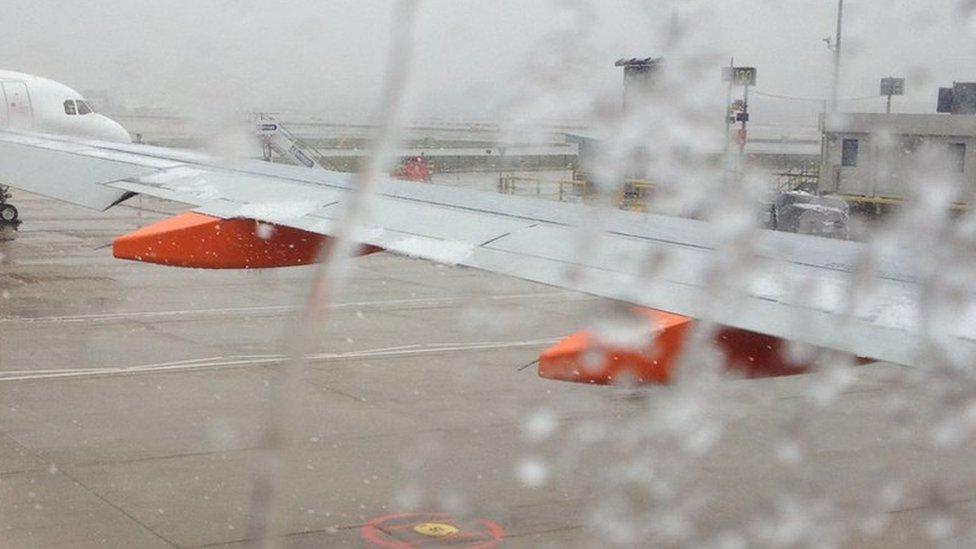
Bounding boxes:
[538,308,845,385]
[113,212,379,269]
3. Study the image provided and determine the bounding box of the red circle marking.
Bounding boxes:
[361,512,504,548]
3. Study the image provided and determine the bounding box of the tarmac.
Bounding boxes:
[2,191,975,548]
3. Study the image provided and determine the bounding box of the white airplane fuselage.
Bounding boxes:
[0,70,130,234]
[0,70,130,143]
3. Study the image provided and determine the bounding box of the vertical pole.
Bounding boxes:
[724,57,734,156]
[724,57,736,184]
[886,94,892,114]
[819,99,828,195]
[831,0,844,112]
[740,84,750,159]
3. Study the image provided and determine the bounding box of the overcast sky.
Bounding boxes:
[2,0,975,126]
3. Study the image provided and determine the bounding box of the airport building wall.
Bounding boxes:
[821,113,976,200]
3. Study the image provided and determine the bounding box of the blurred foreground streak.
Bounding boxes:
[3,1,976,547]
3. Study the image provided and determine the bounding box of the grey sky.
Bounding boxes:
[2,1,975,126]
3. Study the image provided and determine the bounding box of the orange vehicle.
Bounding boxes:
[393,155,431,182]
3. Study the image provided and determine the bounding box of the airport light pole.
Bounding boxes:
[724,57,734,157]
[721,65,757,178]
[830,0,844,112]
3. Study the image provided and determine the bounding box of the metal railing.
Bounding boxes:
[254,113,327,169]
[497,174,657,210]
[772,168,820,192]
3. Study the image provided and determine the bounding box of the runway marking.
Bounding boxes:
[414,523,460,537]
[361,512,504,548]
[0,356,225,377]
[0,291,589,324]
[0,338,559,382]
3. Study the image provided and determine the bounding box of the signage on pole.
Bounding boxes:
[723,67,757,86]
[733,67,757,86]
[880,77,905,113]
[880,77,905,96]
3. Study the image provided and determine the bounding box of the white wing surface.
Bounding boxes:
[0,130,952,366]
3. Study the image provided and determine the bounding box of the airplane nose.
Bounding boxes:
[96,115,132,143]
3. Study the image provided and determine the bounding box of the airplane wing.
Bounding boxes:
[0,130,954,366]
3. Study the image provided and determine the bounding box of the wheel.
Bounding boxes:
[0,203,17,222]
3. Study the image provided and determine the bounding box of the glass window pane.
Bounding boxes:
[950,143,966,173]
[841,138,859,167]
[63,100,76,115]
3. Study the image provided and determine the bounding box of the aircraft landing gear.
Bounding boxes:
[0,186,20,240]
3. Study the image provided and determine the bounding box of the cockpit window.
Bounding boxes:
[76,100,92,115]
[63,100,77,115]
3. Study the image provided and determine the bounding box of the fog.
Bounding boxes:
[7,2,976,548]
[3,1,976,123]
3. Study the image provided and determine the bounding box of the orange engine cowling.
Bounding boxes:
[113,212,379,269]
[538,308,873,385]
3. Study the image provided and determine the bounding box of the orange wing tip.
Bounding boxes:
[538,308,836,386]
[113,212,379,269]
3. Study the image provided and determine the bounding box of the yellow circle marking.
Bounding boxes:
[412,522,459,537]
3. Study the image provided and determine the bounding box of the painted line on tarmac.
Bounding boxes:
[0,291,588,324]
[0,356,226,377]
[0,338,559,382]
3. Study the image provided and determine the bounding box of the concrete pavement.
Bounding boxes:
[1,191,973,547]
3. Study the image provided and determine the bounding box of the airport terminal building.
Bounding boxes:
[820,112,976,201]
